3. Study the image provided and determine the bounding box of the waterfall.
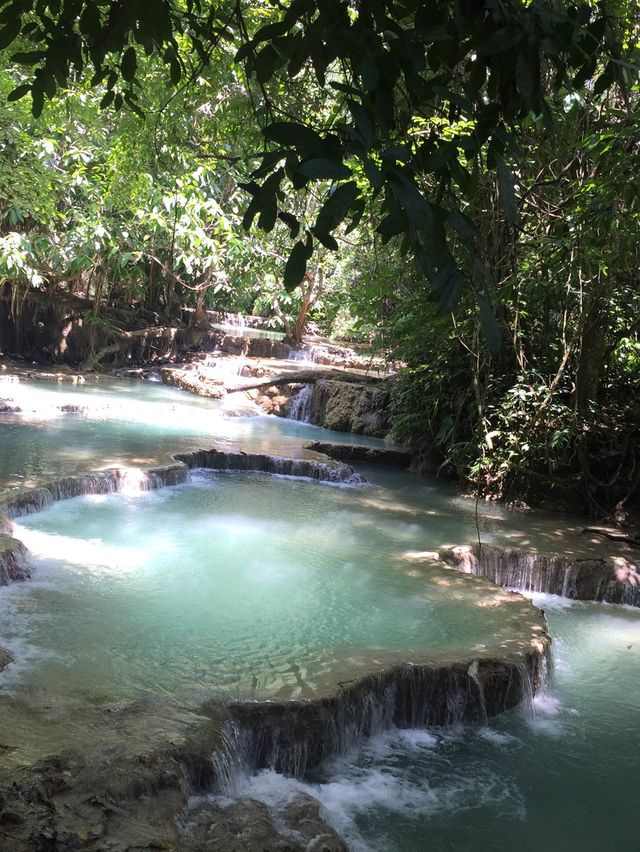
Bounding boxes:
[212,654,548,782]
[174,448,366,486]
[287,384,313,422]
[0,463,190,520]
[441,543,640,607]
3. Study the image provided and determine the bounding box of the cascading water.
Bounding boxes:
[2,376,639,851]
[287,383,313,421]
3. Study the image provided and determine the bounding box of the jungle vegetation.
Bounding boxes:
[0,0,639,518]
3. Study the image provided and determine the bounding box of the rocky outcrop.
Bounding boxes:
[0,534,30,585]
[160,365,226,398]
[305,441,412,467]
[180,796,347,852]
[0,711,223,852]
[440,543,640,606]
[175,449,366,486]
[286,380,390,437]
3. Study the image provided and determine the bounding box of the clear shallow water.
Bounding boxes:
[221,596,640,852]
[0,376,383,488]
[2,375,638,850]
[1,472,538,704]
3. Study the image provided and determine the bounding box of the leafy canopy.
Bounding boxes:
[1,0,637,320]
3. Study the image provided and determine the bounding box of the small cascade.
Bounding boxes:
[210,721,254,795]
[441,543,640,607]
[218,655,547,780]
[0,464,190,520]
[286,384,313,421]
[175,448,366,486]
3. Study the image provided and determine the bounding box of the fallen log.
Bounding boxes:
[227,367,386,393]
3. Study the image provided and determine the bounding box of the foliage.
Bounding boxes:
[1,1,638,317]
[387,69,640,519]
[1,0,640,519]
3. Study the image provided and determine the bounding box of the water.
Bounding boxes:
[1,472,540,704]
[209,322,284,340]
[0,376,383,489]
[225,597,640,852]
[1,375,638,849]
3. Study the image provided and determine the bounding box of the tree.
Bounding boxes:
[1,0,637,320]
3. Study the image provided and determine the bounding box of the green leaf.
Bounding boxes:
[7,83,30,101]
[11,50,46,64]
[348,100,375,148]
[170,57,181,84]
[592,62,615,96]
[284,239,310,292]
[313,229,339,250]
[121,47,137,82]
[315,181,360,236]
[253,21,289,44]
[0,17,20,50]
[255,43,278,84]
[432,263,462,314]
[362,156,383,190]
[388,172,432,228]
[297,158,350,180]
[264,121,324,153]
[79,5,100,37]
[100,90,115,109]
[516,48,539,105]
[361,58,380,91]
[31,87,44,117]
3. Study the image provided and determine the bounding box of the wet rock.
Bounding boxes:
[0,399,21,413]
[174,448,366,486]
[282,794,348,851]
[250,383,299,416]
[180,796,347,852]
[305,441,412,467]
[160,365,226,398]
[0,647,13,672]
[0,464,189,521]
[0,533,30,586]
[226,649,549,777]
[57,403,88,413]
[285,380,390,438]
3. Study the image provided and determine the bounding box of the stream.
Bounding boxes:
[1,375,639,850]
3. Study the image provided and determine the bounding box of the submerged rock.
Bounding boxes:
[440,543,640,606]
